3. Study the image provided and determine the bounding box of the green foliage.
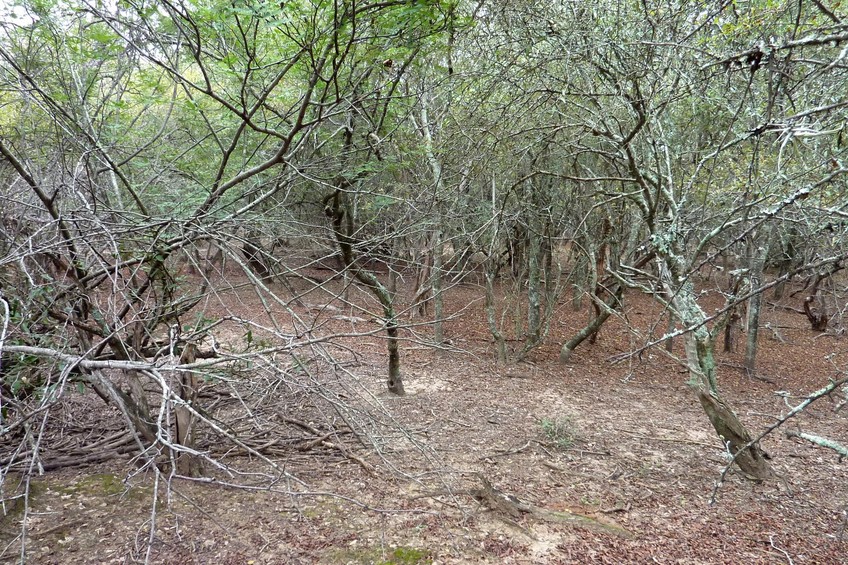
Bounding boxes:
[382,546,432,564]
[1,352,41,398]
[539,416,578,450]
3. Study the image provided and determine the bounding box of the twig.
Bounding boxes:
[563,447,612,456]
[785,430,848,460]
[482,440,533,459]
[769,534,794,565]
[318,440,376,476]
[541,461,597,479]
[34,519,84,538]
[298,432,334,451]
[444,418,472,428]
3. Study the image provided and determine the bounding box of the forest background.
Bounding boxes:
[1,0,848,562]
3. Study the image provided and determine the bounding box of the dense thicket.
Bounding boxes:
[1,0,846,520]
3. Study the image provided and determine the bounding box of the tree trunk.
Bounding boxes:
[723,273,744,353]
[485,267,507,363]
[668,265,772,481]
[723,310,741,353]
[743,291,763,374]
[527,221,542,346]
[588,220,612,344]
[175,342,202,476]
[413,240,433,317]
[772,229,797,300]
[695,385,772,480]
[242,236,272,282]
[512,234,545,362]
[326,188,405,395]
[432,231,444,344]
[587,248,601,344]
[802,263,844,331]
[560,251,654,363]
[386,320,403,394]
[664,313,676,353]
[744,240,769,375]
[569,240,586,311]
[84,369,157,444]
[559,285,622,363]
[415,97,447,344]
[571,283,584,311]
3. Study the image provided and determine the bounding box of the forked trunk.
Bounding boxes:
[326,187,405,395]
[559,251,653,363]
[559,286,622,363]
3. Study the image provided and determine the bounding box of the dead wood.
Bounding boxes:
[469,475,633,538]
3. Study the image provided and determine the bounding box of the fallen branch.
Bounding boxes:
[0,433,138,470]
[786,430,848,460]
[278,416,375,475]
[1,444,139,472]
[481,440,533,459]
[470,475,633,538]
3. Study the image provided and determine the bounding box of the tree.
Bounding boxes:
[3,6,848,556]
[0,1,458,538]
[452,0,848,479]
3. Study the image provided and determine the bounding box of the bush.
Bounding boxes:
[539,416,578,450]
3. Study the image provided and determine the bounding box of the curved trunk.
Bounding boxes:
[666,259,772,481]
[559,251,654,363]
[559,285,623,363]
[802,263,844,331]
[695,385,772,481]
[326,188,405,395]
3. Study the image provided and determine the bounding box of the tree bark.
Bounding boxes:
[723,273,744,353]
[802,263,844,331]
[527,218,542,346]
[485,267,507,363]
[325,188,405,395]
[242,236,272,282]
[175,342,202,476]
[559,251,654,363]
[559,286,622,363]
[664,260,772,481]
[695,386,773,480]
[432,231,444,344]
[744,240,769,375]
[664,313,676,353]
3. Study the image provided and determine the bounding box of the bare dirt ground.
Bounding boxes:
[2,269,847,564]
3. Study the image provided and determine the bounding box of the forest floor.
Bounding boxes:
[2,266,848,564]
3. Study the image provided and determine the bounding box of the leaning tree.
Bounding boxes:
[459,0,848,479]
